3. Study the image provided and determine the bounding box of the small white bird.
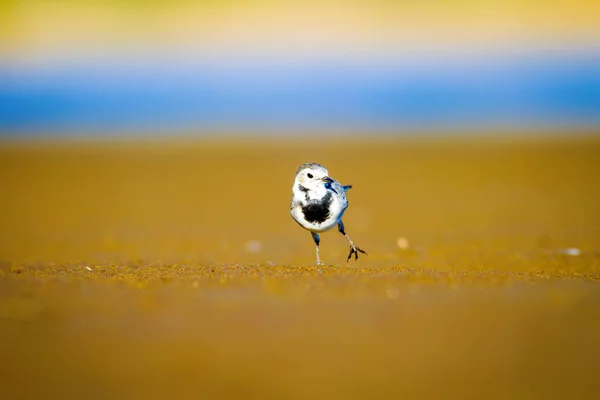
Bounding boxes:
[290,163,367,265]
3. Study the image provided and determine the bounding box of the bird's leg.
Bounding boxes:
[337,221,367,262]
[311,232,324,266]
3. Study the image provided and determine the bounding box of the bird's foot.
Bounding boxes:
[316,261,325,266]
[346,245,367,262]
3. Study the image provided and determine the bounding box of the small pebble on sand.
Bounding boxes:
[396,237,410,250]
[245,240,262,253]
[559,248,581,256]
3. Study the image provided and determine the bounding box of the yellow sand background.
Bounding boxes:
[1,137,599,398]
[2,1,599,60]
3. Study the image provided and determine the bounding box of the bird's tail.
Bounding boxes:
[343,185,352,192]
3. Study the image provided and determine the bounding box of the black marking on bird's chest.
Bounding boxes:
[302,192,333,224]
[297,184,310,201]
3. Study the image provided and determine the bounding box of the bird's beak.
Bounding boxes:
[321,177,334,183]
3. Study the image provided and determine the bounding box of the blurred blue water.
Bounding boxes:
[1,52,599,136]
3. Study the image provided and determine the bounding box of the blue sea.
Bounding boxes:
[1,51,599,137]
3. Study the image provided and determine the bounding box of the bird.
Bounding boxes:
[290,163,367,265]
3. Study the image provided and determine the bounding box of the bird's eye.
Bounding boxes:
[307,173,313,178]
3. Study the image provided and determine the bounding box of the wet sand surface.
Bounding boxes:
[1,137,599,398]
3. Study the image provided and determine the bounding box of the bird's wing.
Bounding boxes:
[328,179,344,195]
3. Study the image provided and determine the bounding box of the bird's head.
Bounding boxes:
[294,163,333,192]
